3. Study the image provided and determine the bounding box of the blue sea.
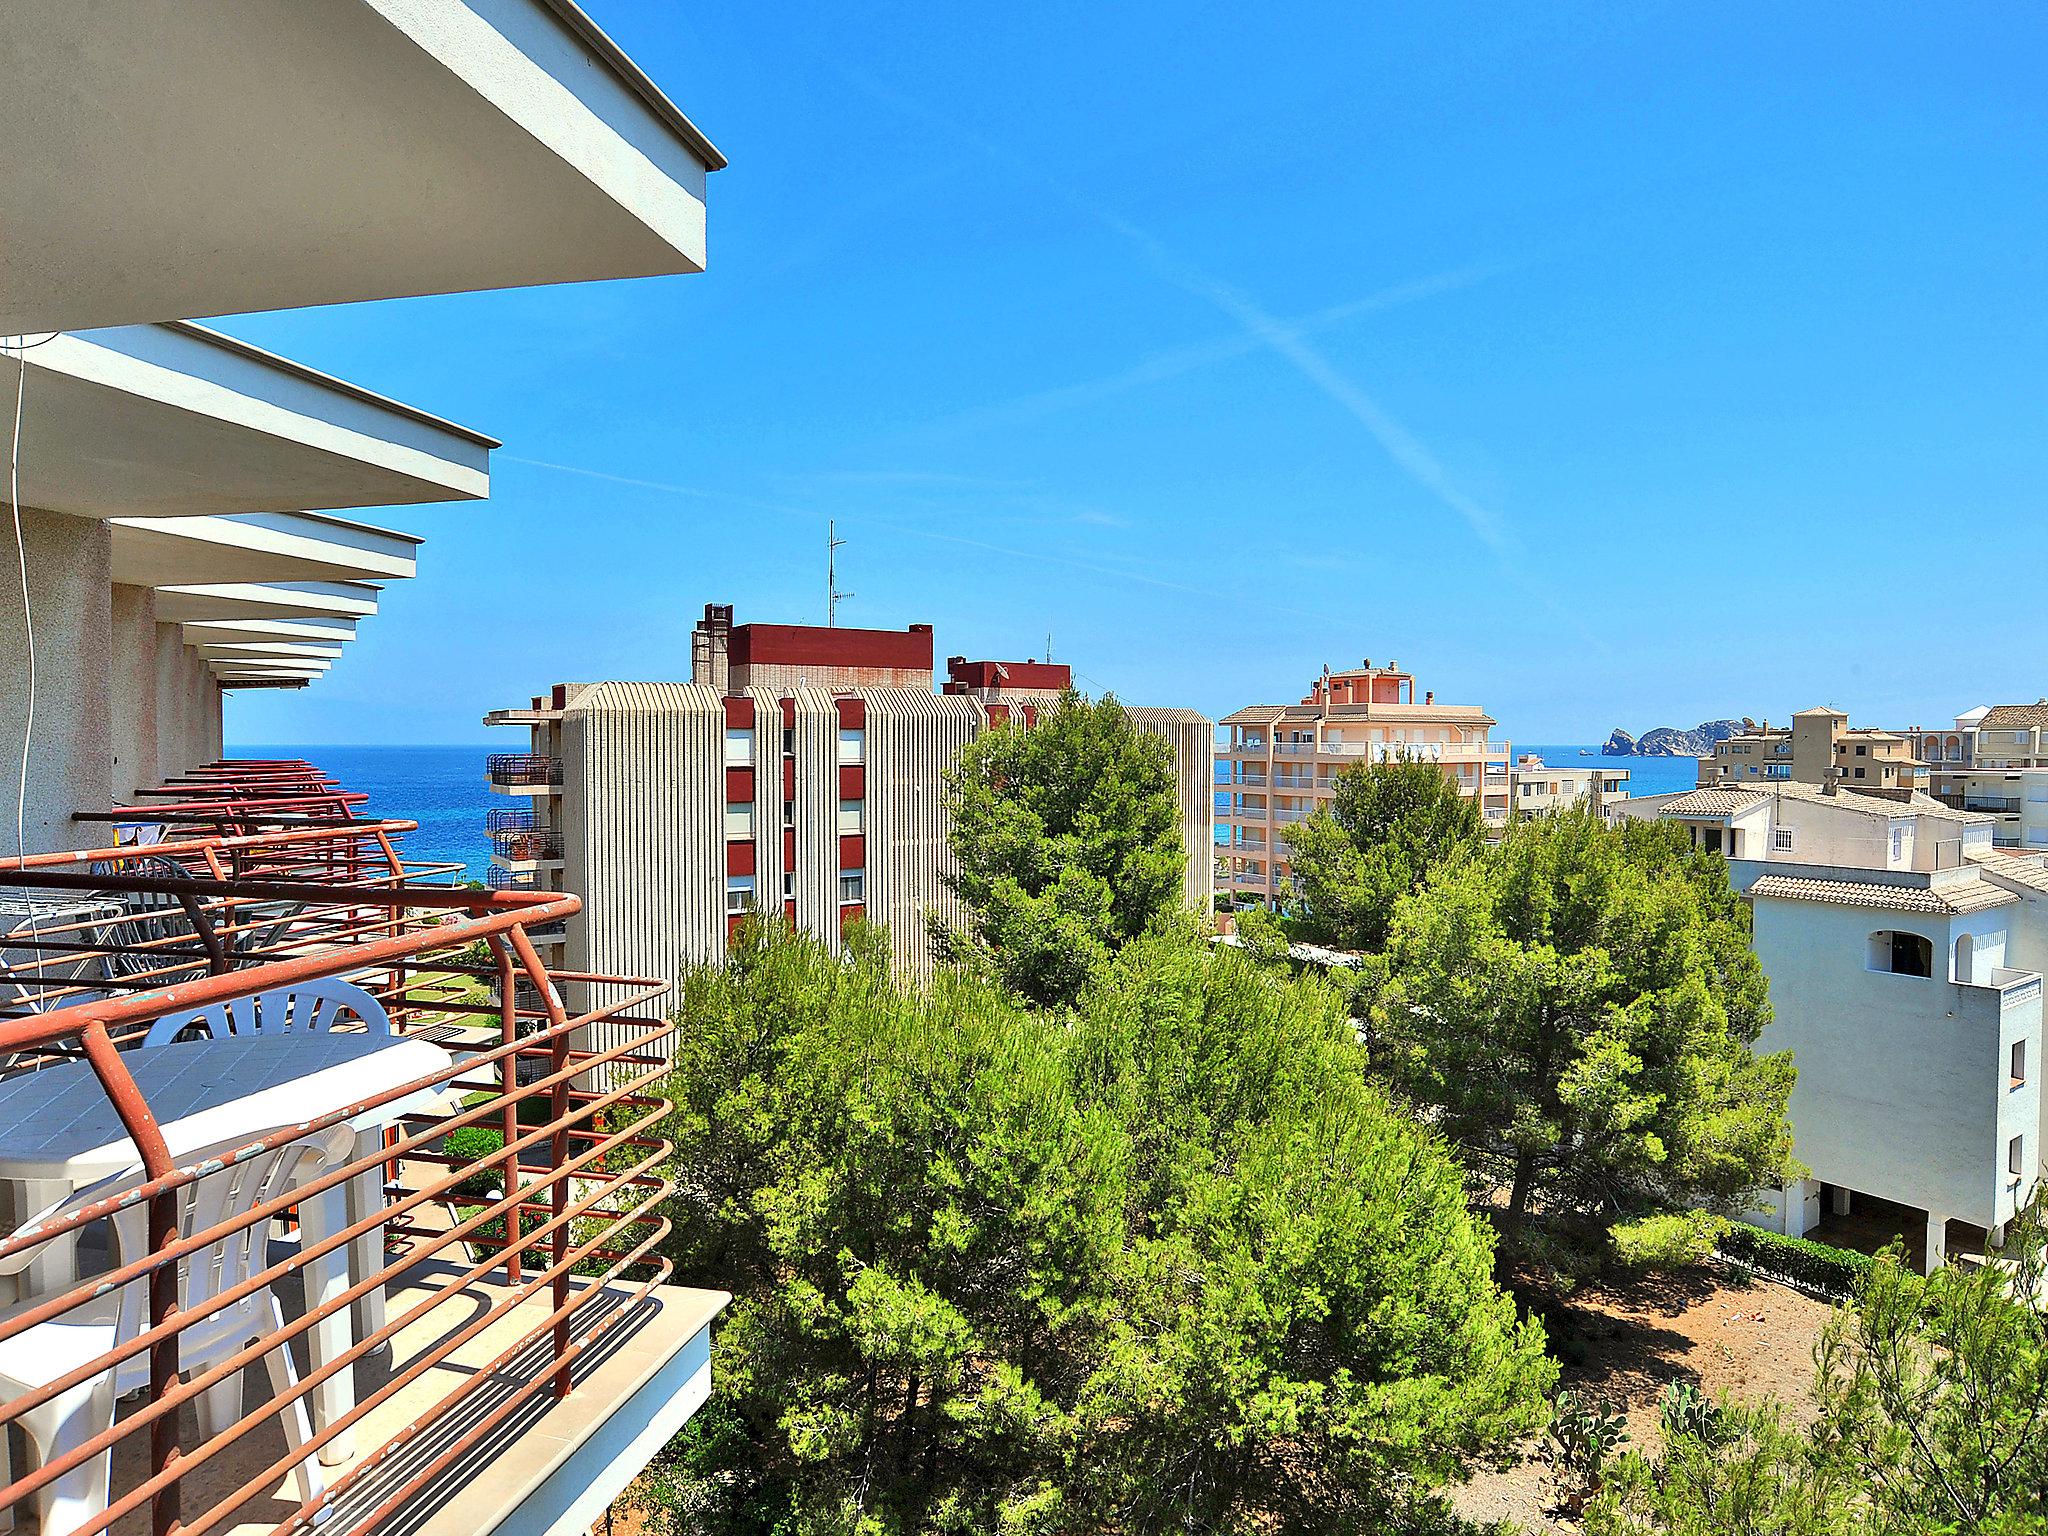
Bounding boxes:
[233,744,497,882]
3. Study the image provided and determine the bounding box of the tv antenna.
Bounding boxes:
[827,519,853,627]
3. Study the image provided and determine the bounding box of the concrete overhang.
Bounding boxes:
[181,616,360,648]
[183,615,359,645]
[195,641,348,663]
[1,0,724,334]
[2,326,492,519]
[113,513,422,588]
[209,662,331,682]
[154,582,384,625]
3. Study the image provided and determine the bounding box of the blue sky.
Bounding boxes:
[225,2,2048,747]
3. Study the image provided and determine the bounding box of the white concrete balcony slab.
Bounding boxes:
[155,581,384,625]
[3,325,492,519]
[1,0,723,334]
[196,640,349,663]
[113,512,422,588]
[207,655,333,676]
[181,615,360,648]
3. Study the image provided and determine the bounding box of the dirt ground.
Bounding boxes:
[1451,1264,1835,1533]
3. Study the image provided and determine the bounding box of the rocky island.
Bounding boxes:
[1604,719,1748,757]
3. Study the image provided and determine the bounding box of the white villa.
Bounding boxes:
[1618,780,2047,1270]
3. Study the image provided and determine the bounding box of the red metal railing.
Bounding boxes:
[0,846,682,1536]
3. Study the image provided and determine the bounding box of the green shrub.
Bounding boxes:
[1610,1210,1729,1271]
[444,1124,506,1199]
[1717,1222,1873,1298]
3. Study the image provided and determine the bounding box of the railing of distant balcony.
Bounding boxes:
[0,848,676,1536]
[74,759,464,889]
[490,827,564,862]
[1965,798,2025,815]
[487,755,563,789]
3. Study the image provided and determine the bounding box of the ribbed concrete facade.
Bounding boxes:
[1129,705,1218,913]
[865,689,984,975]
[494,681,1216,998]
[558,682,725,1046]
[790,688,841,942]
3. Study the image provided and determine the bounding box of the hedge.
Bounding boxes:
[443,1124,507,1199]
[1718,1222,1875,1299]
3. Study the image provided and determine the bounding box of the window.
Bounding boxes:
[725,800,753,839]
[1854,766,1866,779]
[724,726,754,767]
[1856,744,1868,757]
[1773,828,1794,852]
[839,868,865,904]
[783,872,795,901]
[839,727,864,765]
[838,798,863,835]
[2013,1135,2026,1178]
[783,727,796,757]
[2012,1040,2027,1089]
[1868,930,1933,977]
[726,874,755,914]
[1891,828,1906,861]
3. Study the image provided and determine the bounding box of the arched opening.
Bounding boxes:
[1955,933,1975,984]
[1868,930,1934,977]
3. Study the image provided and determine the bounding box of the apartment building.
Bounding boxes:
[1507,755,1630,815]
[1911,704,2048,851]
[486,605,1215,989]
[0,4,732,1531]
[1617,780,2045,1271]
[1215,660,1508,906]
[1701,706,1921,792]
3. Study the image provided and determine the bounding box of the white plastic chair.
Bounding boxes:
[0,1126,350,1536]
[142,979,400,1348]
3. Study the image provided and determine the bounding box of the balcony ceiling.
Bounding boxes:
[113,513,421,588]
[153,582,383,625]
[3,326,491,519]
[181,616,359,647]
[0,0,721,334]
[195,640,348,662]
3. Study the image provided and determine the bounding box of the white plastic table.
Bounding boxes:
[0,1031,453,1462]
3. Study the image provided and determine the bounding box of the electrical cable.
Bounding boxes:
[3,332,59,1007]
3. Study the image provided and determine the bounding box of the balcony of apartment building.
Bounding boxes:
[486,756,564,796]
[486,812,565,875]
[0,771,723,1536]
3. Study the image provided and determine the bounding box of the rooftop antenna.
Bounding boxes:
[827,519,853,627]
[1045,630,1054,664]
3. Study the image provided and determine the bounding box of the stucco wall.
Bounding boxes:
[1753,894,2034,1229]
[0,508,111,853]
[109,582,160,804]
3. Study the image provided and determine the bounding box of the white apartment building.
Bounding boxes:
[1910,704,2048,852]
[1506,754,1630,816]
[1217,660,1509,905]
[1619,781,2045,1270]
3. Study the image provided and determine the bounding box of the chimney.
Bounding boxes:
[1424,690,1434,705]
[692,603,733,692]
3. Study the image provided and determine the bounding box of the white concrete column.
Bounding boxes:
[1925,1213,1947,1274]
[0,507,112,853]
[1829,1185,1851,1217]
[1780,1177,1816,1237]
